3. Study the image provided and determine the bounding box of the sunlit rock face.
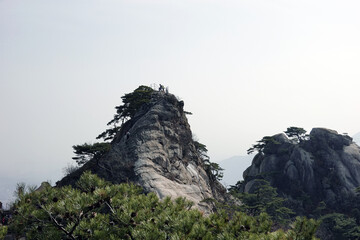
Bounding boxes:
[57,91,226,213]
[241,128,360,212]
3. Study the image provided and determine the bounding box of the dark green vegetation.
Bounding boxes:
[229,179,294,224]
[284,127,309,143]
[247,127,308,155]
[8,172,319,240]
[72,85,154,166]
[72,142,111,165]
[247,136,280,155]
[247,127,309,154]
[319,213,360,239]
[194,141,224,181]
[97,85,154,141]
[0,226,7,239]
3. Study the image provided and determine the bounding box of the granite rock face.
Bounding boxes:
[58,91,226,213]
[241,128,360,212]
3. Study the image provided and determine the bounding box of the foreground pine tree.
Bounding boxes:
[8,172,319,239]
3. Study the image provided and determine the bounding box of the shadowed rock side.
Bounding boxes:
[241,128,360,213]
[57,91,226,213]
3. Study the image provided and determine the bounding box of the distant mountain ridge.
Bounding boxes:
[353,132,360,145]
[219,155,253,187]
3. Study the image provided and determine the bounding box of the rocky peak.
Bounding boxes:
[241,128,360,213]
[272,133,292,144]
[58,90,226,213]
[308,128,352,151]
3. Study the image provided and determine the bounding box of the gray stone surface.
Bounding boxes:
[241,128,360,211]
[58,91,226,213]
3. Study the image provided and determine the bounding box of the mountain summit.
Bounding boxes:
[240,128,360,213]
[57,87,226,213]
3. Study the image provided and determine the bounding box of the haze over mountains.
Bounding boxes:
[219,155,253,187]
[2,83,360,238]
[353,132,360,146]
[1,132,359,208]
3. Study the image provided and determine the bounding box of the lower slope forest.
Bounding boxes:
[5,172,319,239]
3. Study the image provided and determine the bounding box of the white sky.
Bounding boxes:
[1,0,360,205]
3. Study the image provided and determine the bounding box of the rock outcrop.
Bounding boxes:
[241,128,360,213]
[57,91,226,213]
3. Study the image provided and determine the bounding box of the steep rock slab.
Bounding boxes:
[58,91,226,213]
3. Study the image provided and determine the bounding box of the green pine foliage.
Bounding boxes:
[194,141,209,161]
[9,172,319,239]
[72,85,154,165]
[72,142,111,165]
[284,127,309,143]
[231,179,294,224]
[248,127,309,155]
[97,85,154,141]
[320,213,360,239]
[247,136,280,155]
[286,217,320,240]
[0,225,7,240]
[194,141,224,181]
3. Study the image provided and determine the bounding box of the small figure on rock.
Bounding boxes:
[159,84,165,92]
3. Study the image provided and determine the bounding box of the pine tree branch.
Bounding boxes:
[38,204,76,240]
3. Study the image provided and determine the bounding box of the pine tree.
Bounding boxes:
[72,142,110,165]
[232,179,294,224]
[284,127,309,143]
[9,172,319,239]
[247,136,280,154]
[0,225,7,240]
[97,85,154,141]
[194,141,224,181]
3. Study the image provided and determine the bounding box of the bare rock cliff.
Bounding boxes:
[58,91,226,213]
[241,128,360,213]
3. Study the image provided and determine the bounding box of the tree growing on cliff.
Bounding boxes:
[284,127,309,143]
[72,142,111,165]
[194,141,209,161]
[97,85,154,141]
[194,141,224,181]
[247,136,280,155]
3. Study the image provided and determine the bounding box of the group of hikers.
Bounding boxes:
[158,84,169,93]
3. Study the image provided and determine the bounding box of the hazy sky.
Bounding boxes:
[1,0,360,205]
